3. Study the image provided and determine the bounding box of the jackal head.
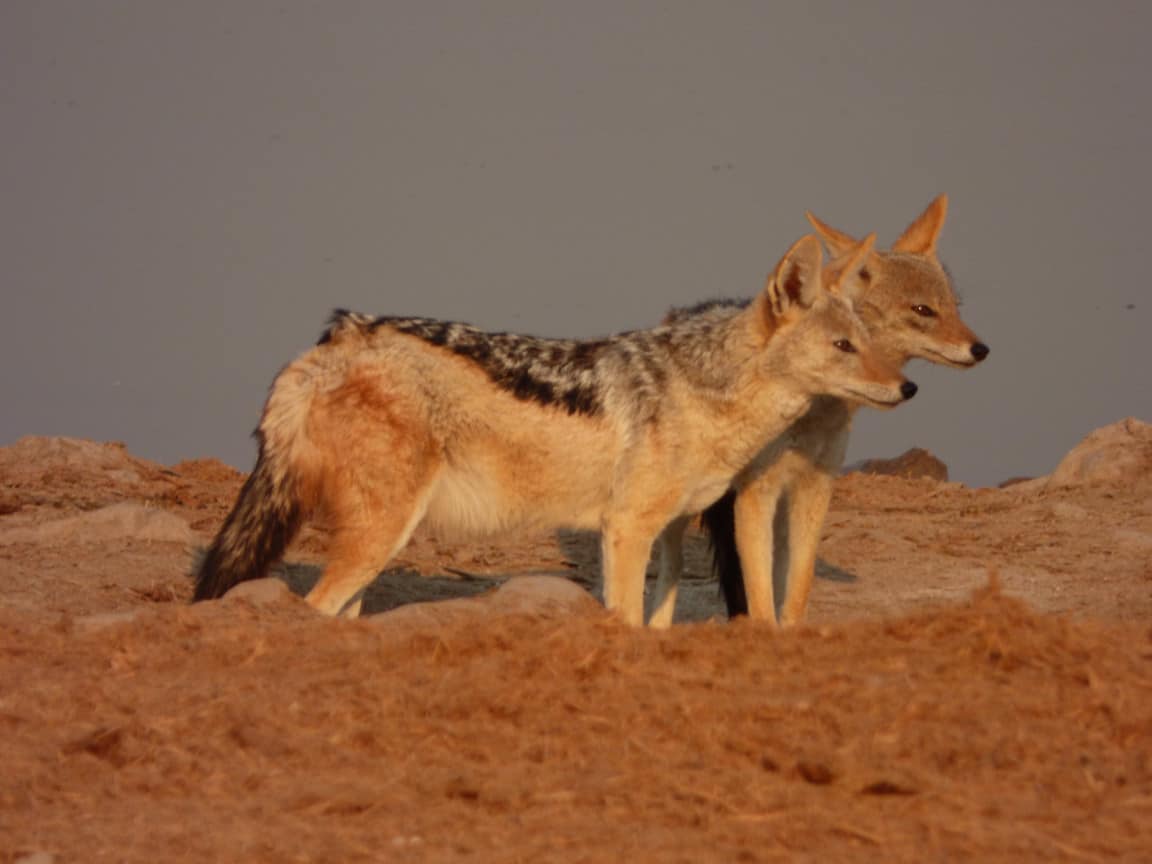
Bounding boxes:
[807,195,989,368]
[752,235,917,410]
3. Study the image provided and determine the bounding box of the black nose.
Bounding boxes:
[970,342,989,361]
[901,381,919,400]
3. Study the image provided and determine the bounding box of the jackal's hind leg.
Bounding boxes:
[304,481,434,618]
[649,516,690,629]
[340,590,366,620]
[305,525,415,617]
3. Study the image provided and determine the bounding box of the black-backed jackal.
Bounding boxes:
[193,235,917,626]
[649,196,987,628]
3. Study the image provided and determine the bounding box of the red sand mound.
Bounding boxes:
[1,583,1149,862]
[0,422,1150,861]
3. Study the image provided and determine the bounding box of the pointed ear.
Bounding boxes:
[805,210,858,257]
[825,233,877,303]
[759,235,823,329]
[892,194,948,255]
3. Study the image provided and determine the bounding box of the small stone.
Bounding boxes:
[489,575,598,615]
[222,577,297,607]
[73,610,141,634]
[796,760,836,785]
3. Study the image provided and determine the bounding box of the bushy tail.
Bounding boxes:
[700,491,749,618]
[193,444,302,601]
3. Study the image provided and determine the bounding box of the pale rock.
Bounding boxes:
[222,577,298,607]
[0,502,193,546]
[1047,418,1152,487]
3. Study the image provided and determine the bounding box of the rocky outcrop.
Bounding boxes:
[853,447,949,482]
[1046,417,1152,487]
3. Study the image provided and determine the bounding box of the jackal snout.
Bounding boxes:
[845,343,916,408]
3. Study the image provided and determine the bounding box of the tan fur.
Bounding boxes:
[196,234,915,625]
[650,196,988,628]
[282,343,623,616]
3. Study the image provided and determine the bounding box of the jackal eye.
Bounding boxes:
[912,304,937,317]
[858,267,872,283]
[833,339,857,353]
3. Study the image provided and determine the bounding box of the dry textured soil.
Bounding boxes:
[0,419,1150,863]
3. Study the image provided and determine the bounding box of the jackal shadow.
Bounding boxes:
[232,526,854,620]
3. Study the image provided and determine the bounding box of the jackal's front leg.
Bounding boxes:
[778,469,835,626]
[733,485,782,623]
[601,517,663,628]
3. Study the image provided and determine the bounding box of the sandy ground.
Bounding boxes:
[0,420,1150,862]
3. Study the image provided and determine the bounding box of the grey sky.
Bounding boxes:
[2,1,1148,486]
